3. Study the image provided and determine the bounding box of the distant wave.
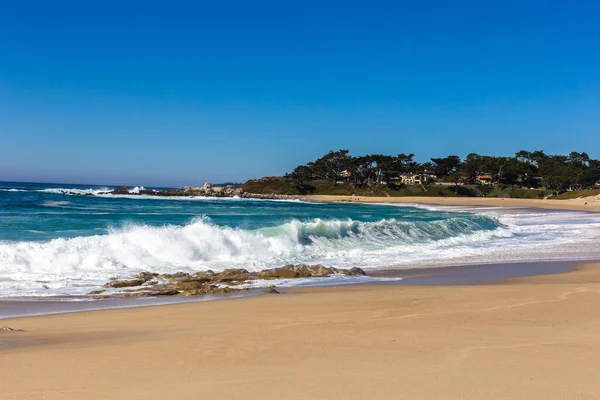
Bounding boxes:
[41,200,72,207]
[39,187,113,196]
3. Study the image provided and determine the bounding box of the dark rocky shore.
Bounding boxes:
[92,264,367,298]
[57,182,304,200]
[111,182,246,197]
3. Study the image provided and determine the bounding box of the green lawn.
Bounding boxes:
[556,189,600,200]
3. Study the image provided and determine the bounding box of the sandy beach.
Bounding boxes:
[308,194,600,212]
[2,262,600,399]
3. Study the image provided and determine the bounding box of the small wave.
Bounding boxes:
[41,200,72,207]
[40,187,112,196]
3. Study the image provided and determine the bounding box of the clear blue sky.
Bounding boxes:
[1,1,599,186]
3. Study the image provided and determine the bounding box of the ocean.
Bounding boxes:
[1,181,600,298]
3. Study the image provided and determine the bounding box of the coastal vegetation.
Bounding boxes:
[243,150,600,198]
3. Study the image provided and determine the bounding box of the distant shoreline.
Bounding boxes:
[306,194,600,212]
[61,186,600,213]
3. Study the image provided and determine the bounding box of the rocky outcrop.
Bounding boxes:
[106,183,310,200]
[183,182,243,197]
[110,182,244,198]
[103,278,146,288]
[258,264,366,279]
[112,186,130,195]
[94,264,367,298]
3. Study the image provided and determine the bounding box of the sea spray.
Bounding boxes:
[0,216,505,294]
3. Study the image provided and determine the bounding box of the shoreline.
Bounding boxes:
[2,262,600,399]
[0,259,588,320]
[307,194,600,212]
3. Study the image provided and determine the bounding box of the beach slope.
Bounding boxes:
[2,264,600,399]
[308,194,600,212]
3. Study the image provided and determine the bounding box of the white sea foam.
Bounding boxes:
[2,186,310,204]
[1,211,600,297]
[39,187,113,196]
[41,200,72,207]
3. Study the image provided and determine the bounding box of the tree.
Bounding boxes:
[293,150,354,181]
[431,156,461,177]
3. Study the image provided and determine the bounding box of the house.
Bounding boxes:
[476,175,493,185]
[339,170,353,178]
[400,173,431,185]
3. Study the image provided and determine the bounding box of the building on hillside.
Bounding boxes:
[476,175,493,185]
[400,173,432,185]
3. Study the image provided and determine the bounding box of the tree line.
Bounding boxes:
[288,150,600,191]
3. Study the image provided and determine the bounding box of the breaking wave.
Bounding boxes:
[0,216,506,294]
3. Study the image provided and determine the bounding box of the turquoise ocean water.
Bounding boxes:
[1,181,600,297]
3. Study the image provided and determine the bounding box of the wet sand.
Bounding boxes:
[308,194,600,212]
[2,262,600,399]
[0,260,580,319]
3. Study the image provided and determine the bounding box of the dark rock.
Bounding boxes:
[88,290,106,295]
[214,268,255,282]
[147,290,180,296]
[348,267,367,276]
[264,287,280,294]
[257,264,367,279]
[258,267,300,279]
[112,186,130,195]
[136,271,159,281]
[103,278,145,288]
[174,281,206,291]
[159,272,190,281]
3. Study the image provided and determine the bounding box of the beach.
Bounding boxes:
[2,262,600,399]
[2,184,600,399]
[309,194,600,212]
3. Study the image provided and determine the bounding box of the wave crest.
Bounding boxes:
[0,216,505,294]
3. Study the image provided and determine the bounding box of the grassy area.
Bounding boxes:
[483,187,552,199]
[556,189,600,200]
[242,179,566,199]
[241,179,302,195]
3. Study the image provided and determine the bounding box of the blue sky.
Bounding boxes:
[1,1,599,186]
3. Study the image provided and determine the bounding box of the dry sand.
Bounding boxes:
[2,263,600,399]
[308,194,600,212]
